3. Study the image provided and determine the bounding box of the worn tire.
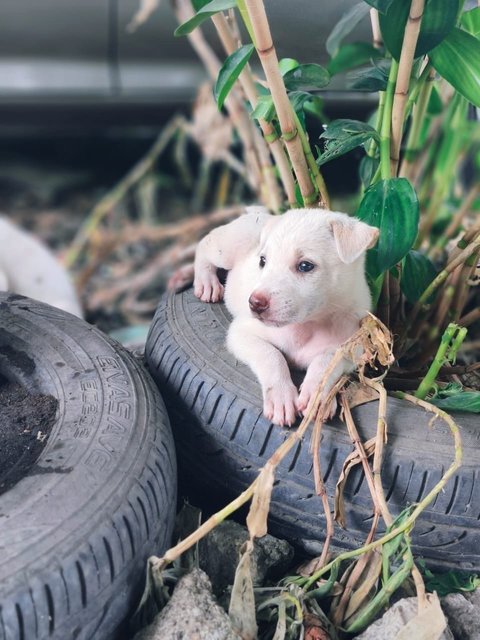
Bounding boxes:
[0,293,177,640]
[146,289,480,571]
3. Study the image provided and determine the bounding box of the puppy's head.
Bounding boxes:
[248,209,378,326]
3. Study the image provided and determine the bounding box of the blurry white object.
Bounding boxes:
[0,215,82,317]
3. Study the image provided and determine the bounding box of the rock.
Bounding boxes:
[442,592,480,639]
[198,520,294,595]
[355,596,453,640]
[134,569,240,640]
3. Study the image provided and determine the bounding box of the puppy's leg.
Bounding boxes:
[297,350,354,418]
[228,318,299,426]
[194,209,271,303]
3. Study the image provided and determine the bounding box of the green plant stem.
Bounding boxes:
[302,393,462,591]
[235,0,256,45]
[417,95,469,244]
[292,110,330,207]
[404,62,432,119]
[380,59,399,180]
[368,91,386,159]
[346,554,413,633]
[415,323,461,400]
[400,66,434,179]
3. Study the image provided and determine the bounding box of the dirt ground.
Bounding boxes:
[0,378,57,494]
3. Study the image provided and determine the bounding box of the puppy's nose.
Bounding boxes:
[249,292,270,314]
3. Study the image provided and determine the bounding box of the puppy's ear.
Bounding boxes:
[329,216,379,264]
[259,214,281,247]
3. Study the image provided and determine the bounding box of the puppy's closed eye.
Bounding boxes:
[297,260,315,273]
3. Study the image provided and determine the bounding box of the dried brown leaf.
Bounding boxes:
[304,612,333,640]
[228,542,258,640]
[190,84,233,160]
[271,600,287,640]
[246,463,275,539]
[343,314,394,379]
[344,382,380,409]
[334,438,376,528]
[394,593,447,640]
[344,550,382,622]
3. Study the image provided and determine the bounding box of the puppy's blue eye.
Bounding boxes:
[297,261,315,273]
[259,255,266,268]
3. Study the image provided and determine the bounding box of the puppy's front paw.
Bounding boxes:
[263,382,299,427]
[298,381,337,420]
[194,272,224,303]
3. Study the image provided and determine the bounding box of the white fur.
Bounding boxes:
[0,216,82,317]
[183,207,378,426]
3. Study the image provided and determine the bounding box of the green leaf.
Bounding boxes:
[379,0,460,61]
[383,506,414,559]
[356,178,419,279]
[251,93,275,122]
[430,28,480,107]
[427,84,443,115]
[424,569,480,597]
[304,96,325,120]
[317,119,379,166]
[174,0,236,36]
[191,0,212,9]
[347,59,390,92]
[328,42,382,76]
[461,7,480,37]
[363,0,395,14]
[288,91,313,129]
[401,250,437,303]
[283,63,330,91]
[214,44,254,110]
[279,58,299,75]
[359,156,379,189]
[326,2,371,57]
[288,91,312,110]
[430,391,480,413]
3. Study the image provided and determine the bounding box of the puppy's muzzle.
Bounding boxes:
[249,292,270,315]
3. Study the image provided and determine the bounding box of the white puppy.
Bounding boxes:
[177,207,378,426]
[0,215,82,317]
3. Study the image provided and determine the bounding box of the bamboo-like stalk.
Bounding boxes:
[370,8,382,49]
[399,67,435,180]
[406,237,480,331]
[211,12,296,207]
[293,110,330,208]
[451,249,480,322]
[459,307,480,328]
[415,324,466,400]
[390,0,425,175]
[174,0,263,195]
[429,184,480,260]
[366,8,384,162]
[243,0,321,206]
[379,60,399,180]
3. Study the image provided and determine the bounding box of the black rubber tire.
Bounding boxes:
[0,293,177,640]
[146,289,480,572]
